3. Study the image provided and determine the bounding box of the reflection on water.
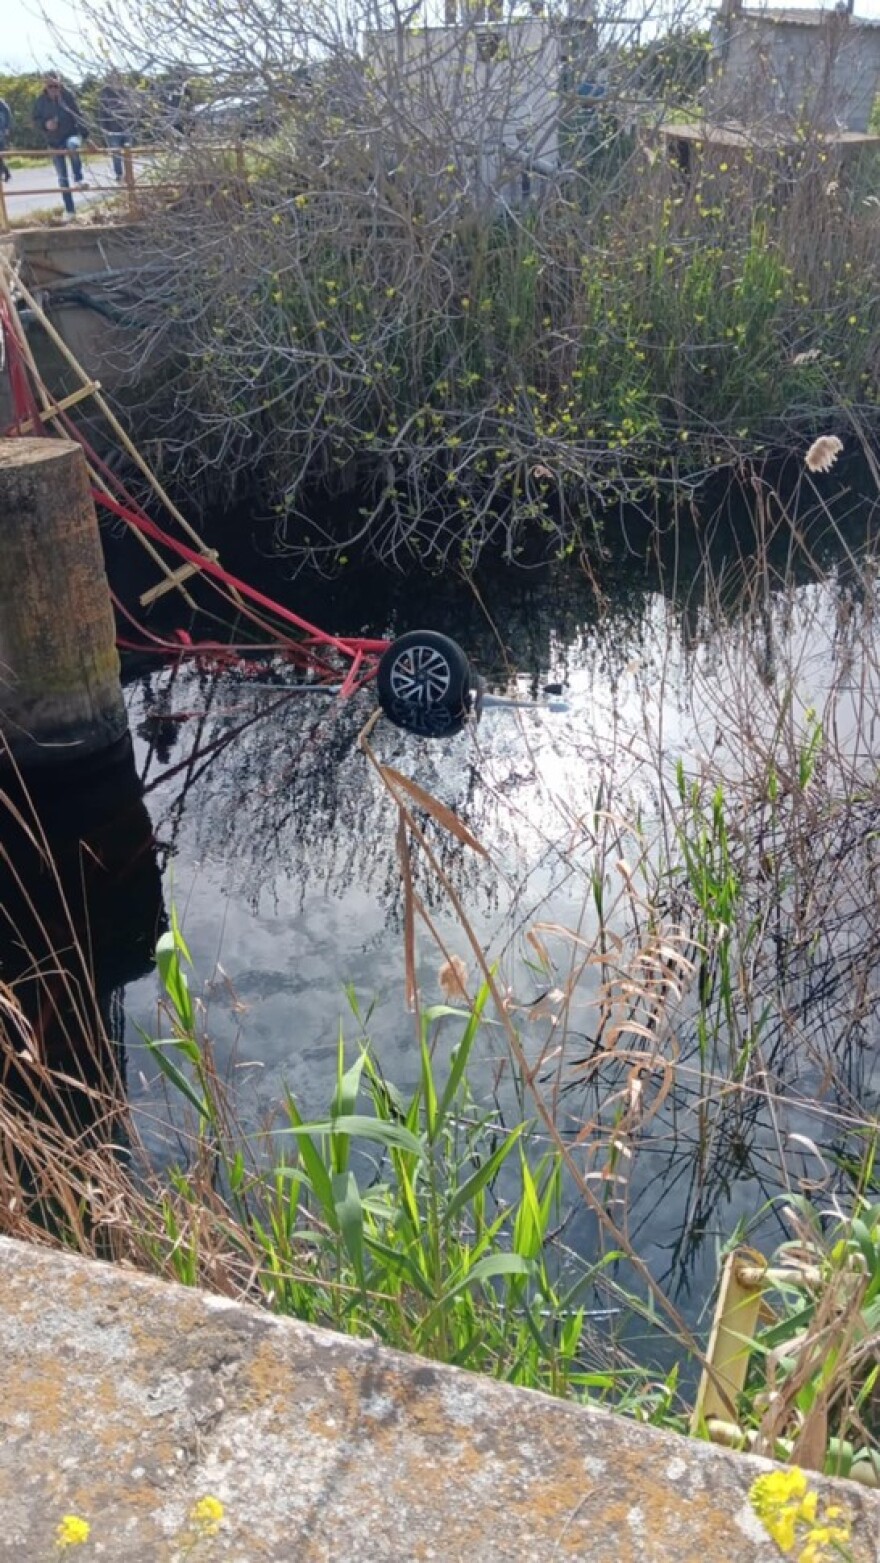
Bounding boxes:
[3,466,880,1330]
[0,739,165,1144]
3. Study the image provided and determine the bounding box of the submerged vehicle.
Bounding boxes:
[1,289,559,741]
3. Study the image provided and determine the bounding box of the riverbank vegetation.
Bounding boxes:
[3,474,880,1484]
[122,142,880,567]
[2,897,880,1482]
[52,0,879,564]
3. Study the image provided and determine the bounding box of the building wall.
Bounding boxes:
[710,12,880,132]
[364,18,561,202]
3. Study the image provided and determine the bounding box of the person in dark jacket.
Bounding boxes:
[32,72,89,217]
[0,98,12,183]
[98,73,134,183]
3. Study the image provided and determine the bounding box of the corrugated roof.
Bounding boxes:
[736,7,880,26]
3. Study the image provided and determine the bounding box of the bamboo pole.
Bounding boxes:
[16,380,104,434]
[2,255,255,617]
[139,551,219,606]
[1,255,207,552]
[0,261,197,607]
[0,243,306,647]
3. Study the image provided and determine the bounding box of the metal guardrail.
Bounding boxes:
[0,143,246,231]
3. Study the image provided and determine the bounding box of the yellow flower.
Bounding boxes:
[750,1468,809,1553]
[56,1515,91,1549]
[750,1470,853,1563]
[753,1468,808,1507]
[798,1524,851,1563]
[767,1506,799,1552]
[798,1490,818,1525]
[190,1495,225,1536]
[294,194,308,209]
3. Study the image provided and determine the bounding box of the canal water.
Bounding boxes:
[2,461,879,1347]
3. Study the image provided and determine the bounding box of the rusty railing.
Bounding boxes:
[0,142,246,230]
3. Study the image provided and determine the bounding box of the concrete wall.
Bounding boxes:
[4,222,140,289]
[0,1236,878,1560]
[364,19,561,202]
[710,10,880,131]
[0,225,140,433]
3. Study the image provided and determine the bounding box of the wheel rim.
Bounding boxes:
[388,645,453,710]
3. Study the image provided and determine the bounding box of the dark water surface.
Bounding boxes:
[4,464,880,1342]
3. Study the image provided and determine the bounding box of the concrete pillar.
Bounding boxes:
[0,437,127,766]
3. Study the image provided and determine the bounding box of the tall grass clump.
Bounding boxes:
[0,873,681,1420]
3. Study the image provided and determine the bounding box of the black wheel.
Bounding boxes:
[376,631,474,739]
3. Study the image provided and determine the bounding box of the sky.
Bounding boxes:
[6,0,85,71]
[5,0,880,71]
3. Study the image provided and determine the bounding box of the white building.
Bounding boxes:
[363,12,572,203]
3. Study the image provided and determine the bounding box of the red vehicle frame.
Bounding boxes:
[1,296,480,737]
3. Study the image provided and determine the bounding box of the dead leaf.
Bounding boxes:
[805,435,843,474]
[791,1398,829,1472]
[439,954,469,1002]
[380,766,487,856]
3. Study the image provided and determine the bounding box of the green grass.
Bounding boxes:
[3,154,90,173]
[142,918,668,1404]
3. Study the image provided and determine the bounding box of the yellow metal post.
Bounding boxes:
[691,1249,766,1432]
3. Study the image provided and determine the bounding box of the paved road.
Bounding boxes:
[3,157,147,222]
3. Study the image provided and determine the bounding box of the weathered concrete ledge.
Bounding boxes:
[0,225,139,435]
[0,1237,877,1560]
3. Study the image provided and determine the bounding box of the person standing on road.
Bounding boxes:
[32,72,89,219]
[0,98,13,183]
[98,72,134,183]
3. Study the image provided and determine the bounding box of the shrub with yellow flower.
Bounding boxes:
[55,1514,91,1550]
[749,1470,852,1561]
[190,1495,225,1537]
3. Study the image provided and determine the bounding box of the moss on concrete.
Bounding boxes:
[0,1238,878,1559]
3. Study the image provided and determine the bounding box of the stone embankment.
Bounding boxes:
[0,1237,878,1559]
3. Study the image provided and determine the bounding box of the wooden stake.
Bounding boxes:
[0,437,128,764]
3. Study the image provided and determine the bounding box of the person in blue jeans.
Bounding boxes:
[32,72,89,217]
[0,98,13,184]
[98,73,134,182]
